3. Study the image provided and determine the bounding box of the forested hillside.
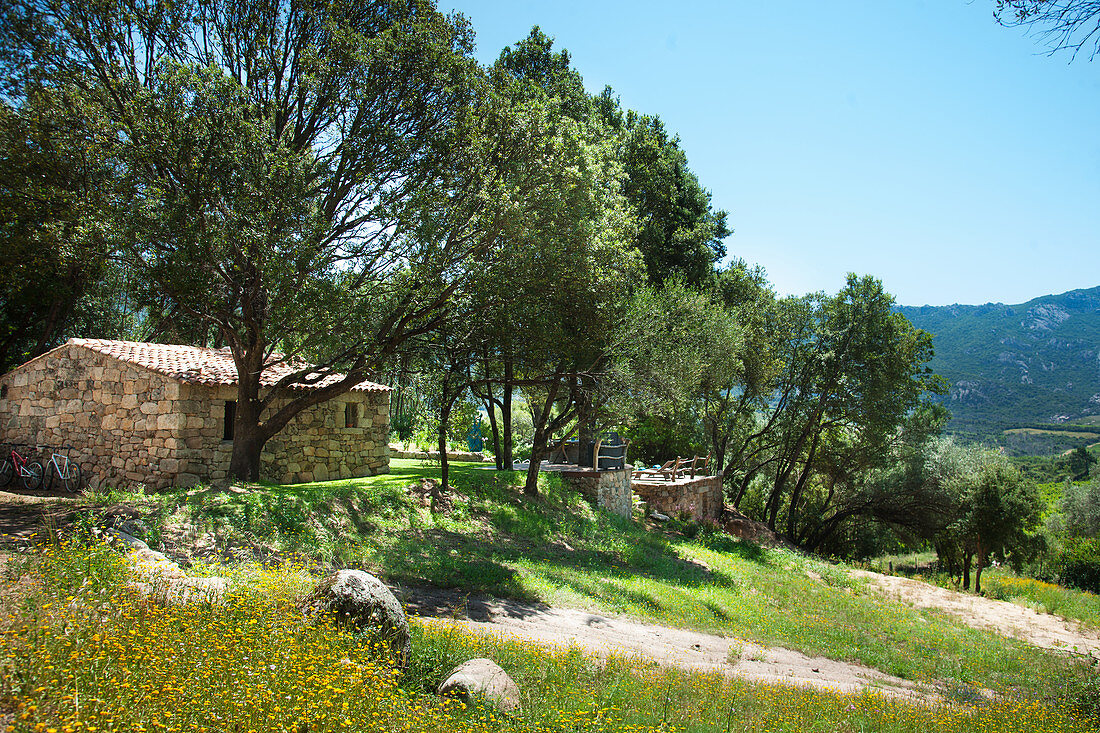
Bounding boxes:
[900,287,1100,434]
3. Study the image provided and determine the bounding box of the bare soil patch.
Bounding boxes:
[0,490,83,543]
[850,568,1100,655]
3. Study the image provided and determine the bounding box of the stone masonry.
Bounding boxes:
[632,476,723,520]
[558,467,634,517]
[0,340,390,490]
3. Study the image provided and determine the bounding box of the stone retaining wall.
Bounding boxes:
[633,476,723,520]
[559,467,633,517]
[0,343,389,489]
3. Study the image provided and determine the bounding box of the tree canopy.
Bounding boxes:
[2,2,974,555]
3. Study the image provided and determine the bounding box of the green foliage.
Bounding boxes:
[1056,537,1100,594]
[0,84,133,371]
[621,412,705,467]
[925,444,1043,590]
[1071,445,1099,479]
[718,275,944,549]
[960,463,1041,555]
[596,89,730,286]
[1062,478,1100,537]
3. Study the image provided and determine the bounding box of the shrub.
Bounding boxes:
[1062,478,1100,537]
[1056,536,1100,594]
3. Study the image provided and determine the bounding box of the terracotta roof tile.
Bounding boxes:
[67,339,389,392]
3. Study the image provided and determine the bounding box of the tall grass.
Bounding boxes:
[983,570,1100,630]
[3,540,1098,733]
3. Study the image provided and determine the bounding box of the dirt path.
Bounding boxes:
[850,568,1100,655]
[403,587,939,701]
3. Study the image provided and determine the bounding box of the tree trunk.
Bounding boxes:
[786,432,820,540]
[765,467,784,530]
[33,296,68,358]
[523,377,561,497]
[502,359,514,470]
[962,552,972,591]
[227,421,266,481]
[524,443,543,497]
[974,541,986,595]
[733,472,754,509]
[226,347,268,482]
[481,385,503,470]
[575,378,595,446]
[438,419,450,492]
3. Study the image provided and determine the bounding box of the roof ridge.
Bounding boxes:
[60,338,389,393]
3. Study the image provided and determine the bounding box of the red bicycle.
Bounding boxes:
[0,443,44,490]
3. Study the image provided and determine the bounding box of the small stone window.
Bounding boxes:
[0,384,7,400]
[345,402,359,428]
[223,400,236,441]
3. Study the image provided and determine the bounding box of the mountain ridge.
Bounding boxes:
[897,285,1100,432]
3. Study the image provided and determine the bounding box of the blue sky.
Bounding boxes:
[444,1,1099,307]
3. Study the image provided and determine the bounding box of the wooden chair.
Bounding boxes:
[679,452,711,479]
[592,433,631,470]
[633,457,681,481]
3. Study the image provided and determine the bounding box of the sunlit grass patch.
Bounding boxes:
[983,570,1100,630]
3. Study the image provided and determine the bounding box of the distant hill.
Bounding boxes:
[898,287,1100,435]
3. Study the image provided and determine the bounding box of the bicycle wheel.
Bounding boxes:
[0,459,12,488]
[22,461,43,490]
[60,462,82,493]
[42,460,56,491]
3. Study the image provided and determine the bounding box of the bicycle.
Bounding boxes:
[41,445,83,493]
[0,443,43,490]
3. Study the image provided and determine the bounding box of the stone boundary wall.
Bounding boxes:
[633,476,723,520]
[0,343,390,489]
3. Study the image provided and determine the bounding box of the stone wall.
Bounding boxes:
[0,343,390,490]
[174,384,389,486]
[0,345,180,490]
[560,467,633,517]
[633,476,723,520]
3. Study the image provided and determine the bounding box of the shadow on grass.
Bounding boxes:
[178,461,766,609]
[692,532,769,564]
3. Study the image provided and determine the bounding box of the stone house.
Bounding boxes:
[0,339,390,489]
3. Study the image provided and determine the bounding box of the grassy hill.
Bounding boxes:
[898,286,1100,439]
[7,460,1098,732]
